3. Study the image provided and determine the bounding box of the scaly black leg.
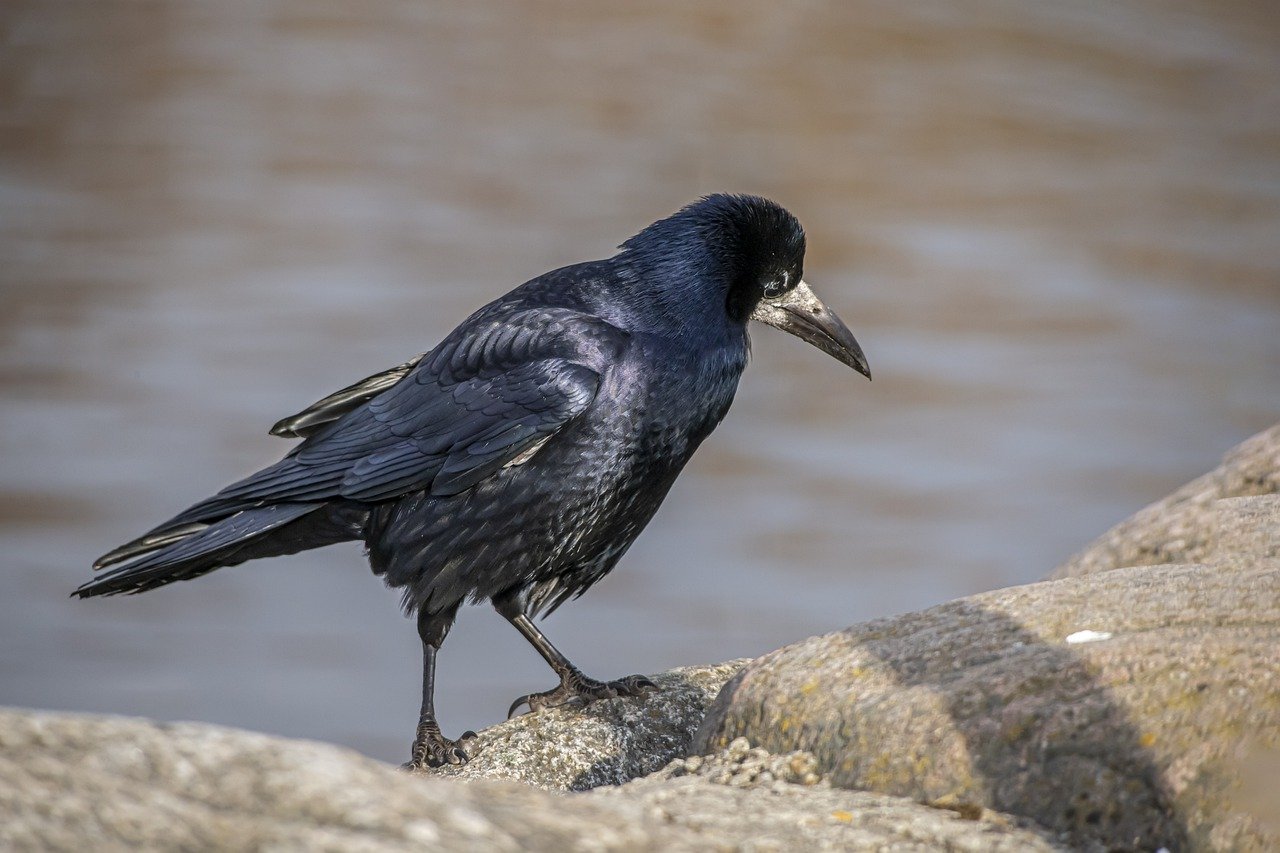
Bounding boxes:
[493,591,657,718]
[404,606,475,769]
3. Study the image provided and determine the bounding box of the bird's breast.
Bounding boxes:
[611,338,745,450]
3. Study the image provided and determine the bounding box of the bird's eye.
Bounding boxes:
[762,278,787,299]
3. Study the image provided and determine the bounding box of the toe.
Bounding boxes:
[613,674,658,695]
[507,695,532,719]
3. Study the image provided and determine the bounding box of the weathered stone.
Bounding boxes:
[0,707,674,851]
[0,708,1067,851]
[1213,495,1280,563]
[1053,424,1280,578]
[598,738,1067,852]
[424,660,746,790]
[694,559,1280,851]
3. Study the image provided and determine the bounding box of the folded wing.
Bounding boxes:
[270,356,425,439]
[159,306,627,528]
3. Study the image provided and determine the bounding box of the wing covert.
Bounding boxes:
[270,356,425,438]
[339,359,600,500]
[206,307,626,509]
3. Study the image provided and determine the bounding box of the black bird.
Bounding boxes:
[76,194,870,768]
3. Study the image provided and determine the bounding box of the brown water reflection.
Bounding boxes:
[2,1,1277,762]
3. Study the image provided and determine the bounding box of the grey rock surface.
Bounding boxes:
[600,737,1068,852]
[693,424,1280,850]
[695,557,1280,851]
[1053,424,1279,578]
[425,660,746,790]
[0,708,1066,851]
[0,707,669,851]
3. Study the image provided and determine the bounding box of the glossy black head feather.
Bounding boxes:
[616,194,807,327]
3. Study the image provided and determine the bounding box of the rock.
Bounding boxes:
[694,559,1280,851]
[425,661,746,790]
[0,708,1066,851]
[600,738,1068,852]
[0,707,674,851]
[691,426,1280,850]
[1212,494,1280,570]
[1053,424,1280,578]
[0,661,751,849]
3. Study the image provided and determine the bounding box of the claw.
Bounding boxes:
[404,720,475,770]
[505,672,660,719]
[619,675,658,693]
[508,694,533,719]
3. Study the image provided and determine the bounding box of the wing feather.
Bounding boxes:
[270,356,425,438]
[210,307,625,507]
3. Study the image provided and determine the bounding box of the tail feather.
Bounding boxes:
[77,503,326,597]
[92,487,282,571]
[93,522,210,570]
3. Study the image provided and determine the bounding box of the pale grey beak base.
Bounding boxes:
[750,280,871,378]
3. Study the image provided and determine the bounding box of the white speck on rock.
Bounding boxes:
[1064,630,1112,644]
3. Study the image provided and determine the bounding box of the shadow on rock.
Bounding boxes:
[697,560,1280,850]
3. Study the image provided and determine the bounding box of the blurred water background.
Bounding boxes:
[2,1,1277,763]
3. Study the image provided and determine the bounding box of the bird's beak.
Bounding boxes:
[750,280,871,379]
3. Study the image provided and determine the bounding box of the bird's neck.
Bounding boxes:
[605,253,742,346]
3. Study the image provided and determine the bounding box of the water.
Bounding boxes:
[2,0,1277,763]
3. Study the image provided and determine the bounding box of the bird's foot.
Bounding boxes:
[402,719,477,770]
[507,671,657,718]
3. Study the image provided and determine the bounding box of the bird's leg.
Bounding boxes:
[493,593,656,718]
[404,606,475,770]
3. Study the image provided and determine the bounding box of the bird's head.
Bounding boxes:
[618,194,870,378]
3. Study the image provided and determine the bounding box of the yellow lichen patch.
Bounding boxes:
[1002,717,1031,743]
[830,810,853,823]
[1139,732,1157,748]
[800,679,820,695]
[929,793,984,821]
[862,751,899,787]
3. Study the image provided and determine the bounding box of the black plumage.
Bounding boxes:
[77,194,870,768]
